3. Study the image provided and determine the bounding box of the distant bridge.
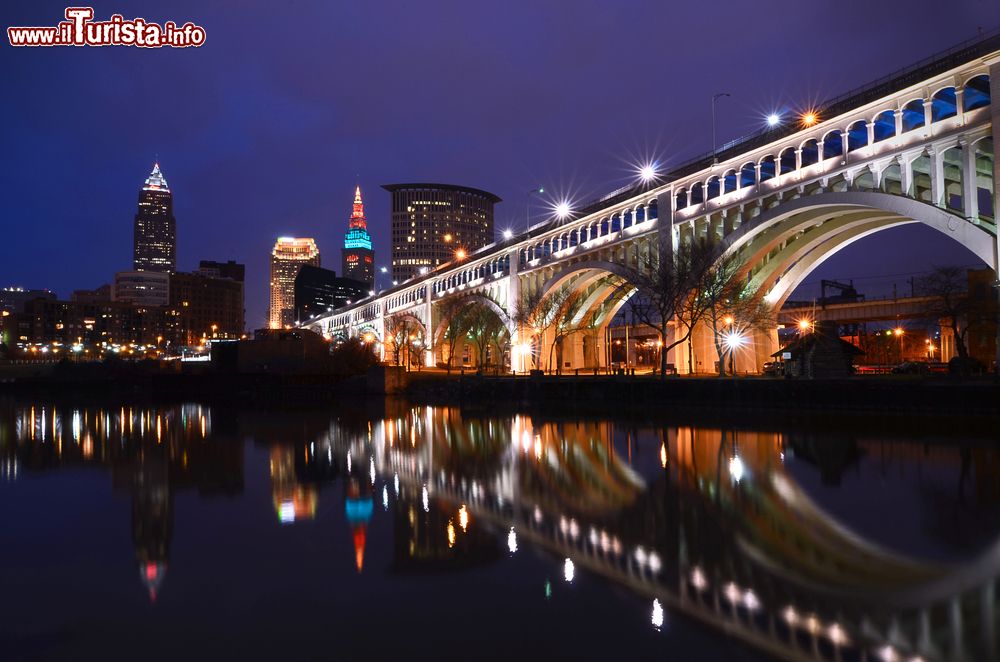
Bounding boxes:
[778,295,943,325]
[307,34,1000,375]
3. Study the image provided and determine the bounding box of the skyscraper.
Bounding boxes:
[384,183,500,283]
[341,186,374,288]
[133,163,176,273]
[269,238,320,329]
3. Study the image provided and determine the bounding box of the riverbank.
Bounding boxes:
[2,360,997,419]
[403,372,1000,418]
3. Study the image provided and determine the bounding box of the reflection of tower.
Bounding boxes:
[270,446,317,524]
[131,451,172,602]
[344,466,373,572]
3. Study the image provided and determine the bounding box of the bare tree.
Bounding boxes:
[914,266,976,359]
[514,287,573,372]
[385,313,425,370]
[625,238,717,376]
[464,303,508,370]
[700,253,775,375]
[438,298,472,372]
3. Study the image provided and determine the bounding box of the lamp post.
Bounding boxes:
[712,93,731,165]
[526,187,544,232]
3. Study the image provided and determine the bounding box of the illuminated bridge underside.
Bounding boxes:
[308,44,999,373]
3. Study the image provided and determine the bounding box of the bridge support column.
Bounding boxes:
[961,137,979,222]
[930,147,945,208]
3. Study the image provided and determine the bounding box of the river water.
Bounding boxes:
[0,397,997,661]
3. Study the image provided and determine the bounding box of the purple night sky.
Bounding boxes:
[2,1,998,327]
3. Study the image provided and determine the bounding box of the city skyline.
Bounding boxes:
[2,2,997,329]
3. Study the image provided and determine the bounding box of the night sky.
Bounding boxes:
[3,1,998,327]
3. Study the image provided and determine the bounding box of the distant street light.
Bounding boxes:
[766,113,781,127]
[502,228,513,240]
[526,187,544,231]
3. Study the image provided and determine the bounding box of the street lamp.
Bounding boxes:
[526,187,544,231]
[639,162,658,183]
[502,228,513,240]
[555,201,571,220]
[766,112,782,128]
[712,92,731,164]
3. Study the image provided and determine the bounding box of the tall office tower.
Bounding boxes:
[133,163,177,273]
[269,238,320,328]
[341,186,375,288]
[384,183,500,283]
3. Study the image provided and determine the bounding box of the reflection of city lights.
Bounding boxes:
[724,582,740,603]
[660,443,667,468]
[877,644,897,662]
[534,435,542,460]
[347,450,352,473]
[729,455,745,483]
[743,590,760,611]
[783,605,799,626]
[648,552,662,574]
[422,485,429,512]
[458,504,469,532]
[691,567,708,591]
[827,623,849,647]
[447,520,456,548]
[563,558,575,583]
[279,501,296,524]
[369,458,375,484]
[382,485,389,510]
[508,527,518,553]
[651,599,664,629]
[394,473,400,495]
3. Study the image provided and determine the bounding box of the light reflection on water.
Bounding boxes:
[1,398,999,661]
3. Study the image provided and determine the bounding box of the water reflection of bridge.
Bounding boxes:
[320,406,1000,661]
[4,400,1000,660]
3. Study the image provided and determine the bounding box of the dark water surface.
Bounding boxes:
[1,397,998,661]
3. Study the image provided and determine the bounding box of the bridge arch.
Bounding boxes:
[431,293,512,350]
[717,191,996,308]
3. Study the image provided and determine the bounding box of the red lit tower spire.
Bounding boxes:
[350,186,367,229]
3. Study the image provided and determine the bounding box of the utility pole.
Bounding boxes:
[712,93,731,165]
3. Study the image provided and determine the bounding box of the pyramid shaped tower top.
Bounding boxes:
[142,163,170,192]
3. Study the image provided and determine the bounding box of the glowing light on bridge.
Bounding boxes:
[638,162,658,183]
[563,558,575,583]
[554,201,572,220]
[454,248,467,260]
[766,112,782,127]
[797,318,812,332]
[801,110,819,126]
[502,228,513,240]
[651,599,664,629]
